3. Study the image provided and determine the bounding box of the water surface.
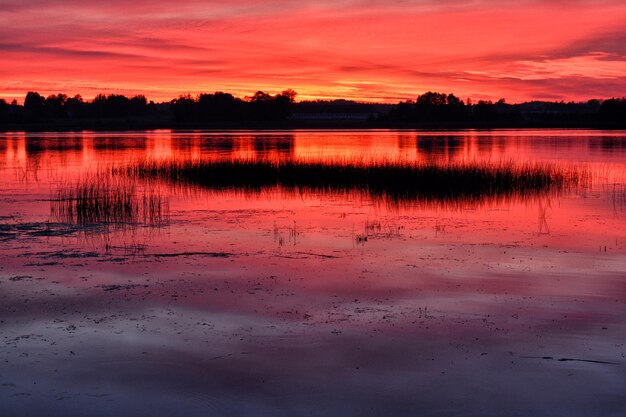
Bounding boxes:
[1,130,625,417]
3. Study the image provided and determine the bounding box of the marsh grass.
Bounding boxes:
[117,158,589,205]
[51,174,169,227]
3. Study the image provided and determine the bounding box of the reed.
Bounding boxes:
[117,158,588,204]
[51,174,169,226]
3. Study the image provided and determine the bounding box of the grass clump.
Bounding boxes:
[117,158,588,204]
[51,174,169,226]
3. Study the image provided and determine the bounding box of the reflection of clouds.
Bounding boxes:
[1,291,624,417]
[1,125,625,415]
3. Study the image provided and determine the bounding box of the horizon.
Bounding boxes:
[1,1,625,104]
[2,89,623,107]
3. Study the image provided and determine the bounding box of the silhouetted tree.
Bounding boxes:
[386,91,467,124]
[0,99,9,123]
[44,94,68,119]
[65,95,85,119]
[170,95,197,122]
[24,91,45,121]
[248,91,274,120]
[170,89,297,123]
[274,89,297,119]
[416,92,448,107]
[279,89,297,102]
[386,100,414,121]
[600,98,626,124]
[197,92,244,121]
[473,100,496,120]
[249,91,272,103]
[92,94,148,118]
[414,92,467,122]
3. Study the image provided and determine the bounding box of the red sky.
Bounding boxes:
[1,0,625,103]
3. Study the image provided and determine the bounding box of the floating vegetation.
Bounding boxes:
[51,175,169,227]
[117,158,589,206]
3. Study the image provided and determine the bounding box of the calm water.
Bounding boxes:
[1,130,625,417]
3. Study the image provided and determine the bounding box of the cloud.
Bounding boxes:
[550,31,626,61]
[1,0,625,102]
[0,43,142,59]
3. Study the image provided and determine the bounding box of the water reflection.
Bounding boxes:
[3,130,626,168]
[1,131,626,417]
[417,135,464,161]
[588,136,626,152]
[0,129,624,241]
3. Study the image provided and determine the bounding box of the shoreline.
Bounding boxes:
[3,124,626,133]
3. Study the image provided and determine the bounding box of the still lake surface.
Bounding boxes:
[1,129,625,417]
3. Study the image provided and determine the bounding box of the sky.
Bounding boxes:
[1,0,625,103]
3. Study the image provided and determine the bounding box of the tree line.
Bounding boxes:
[0,89,624,129]
[384,91,625,127]
[171,90,297,122]
[0,89,298,128]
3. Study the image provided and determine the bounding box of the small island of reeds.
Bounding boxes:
[116,158,589,205]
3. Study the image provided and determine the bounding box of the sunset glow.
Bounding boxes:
[2,0,625,102]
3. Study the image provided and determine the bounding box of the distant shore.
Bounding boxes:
[2,90,625,132]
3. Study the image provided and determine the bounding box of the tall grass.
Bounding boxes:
[117,158,588,205]
[51,174,169,226]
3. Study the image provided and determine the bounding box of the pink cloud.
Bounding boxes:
[1,0,625,102]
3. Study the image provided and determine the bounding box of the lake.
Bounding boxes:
[1,129,625,417]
